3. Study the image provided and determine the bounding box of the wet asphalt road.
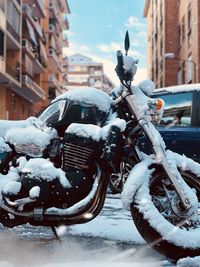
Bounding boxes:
[0,193,172,266]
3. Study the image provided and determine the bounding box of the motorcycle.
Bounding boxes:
[0,32,200,261]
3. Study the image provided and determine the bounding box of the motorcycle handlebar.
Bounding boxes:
[112,89,130,106]
[116,50,123,69]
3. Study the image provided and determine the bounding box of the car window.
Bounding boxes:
[158,92,192,128]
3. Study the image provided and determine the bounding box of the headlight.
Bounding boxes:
[14,144,44,157]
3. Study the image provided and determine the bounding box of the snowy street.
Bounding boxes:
[0,192,172,267]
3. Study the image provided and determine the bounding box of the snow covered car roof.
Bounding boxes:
[153,83,200,95]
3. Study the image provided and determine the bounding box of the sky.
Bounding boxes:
[63,0,147,86]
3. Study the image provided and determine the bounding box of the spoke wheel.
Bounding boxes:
[149,170,200,229]
[109,158,135,194]
[131,168,200,261]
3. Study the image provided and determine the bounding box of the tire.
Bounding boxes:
[108,158,135,194]
[131,168,200,261]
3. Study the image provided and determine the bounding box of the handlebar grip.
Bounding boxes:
[116,50,123,69]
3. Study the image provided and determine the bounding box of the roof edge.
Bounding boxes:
[143,0,150,17]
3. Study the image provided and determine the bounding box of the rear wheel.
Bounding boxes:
[131,168,200,261]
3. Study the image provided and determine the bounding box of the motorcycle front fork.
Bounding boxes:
[139,119,198,217]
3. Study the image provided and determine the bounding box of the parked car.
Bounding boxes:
[140,83,200,162]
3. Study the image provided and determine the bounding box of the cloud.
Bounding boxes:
[97,42,122,53]
[125,16,145,29]
[63,42,92,56]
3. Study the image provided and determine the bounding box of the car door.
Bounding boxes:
[157,91,200,162]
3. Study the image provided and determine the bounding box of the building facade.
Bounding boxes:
[0,0,70,120]
[144,0,200,88]
[65,53,114,94]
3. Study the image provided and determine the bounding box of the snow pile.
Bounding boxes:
[0,157,72,197]
[177,255,200,266]
[0,137,11,153]
[0,168,20,198]
[123,55,138,78]
[66,117,126,142]
[155,83,200,95]
[21,158,71,188]
[0,120,27,138]
[66,124,102,141]
[122,150,200,249]
[137,80,155,97]
[52,87,112,114]
[3,181,21,196]
[0,116,42,138]
[29,186,40,199]
[5,125,57,149]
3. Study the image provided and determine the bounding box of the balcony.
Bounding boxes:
[27,0,46,18]
[22,38,46,74]
[49,19,61,37]
[6,61,20,83]
[22,74,46,102]
[49,24,56,34]
[49,1,58,19]
[22,39,35,58]
[63,17,69,30]
[62,35,69,47]
[48,74,62,93]
[22,3,43,40]
[48,48,63,73]
[33,52,46,74]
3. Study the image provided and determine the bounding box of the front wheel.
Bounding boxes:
[108,158,135,194]
[131,168,200,261]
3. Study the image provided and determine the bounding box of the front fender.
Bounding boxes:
[121,158,154,210]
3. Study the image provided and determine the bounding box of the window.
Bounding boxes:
[12,98,16,112]
[22,104,25,115]
[177,67,182,85]
[68,76,75,82]
[80,66,87,71]
[181,17,185,42]
[188,8,192,31]
[178,24,181,46]
[159,92,192,127]
[188,7,192,47]
[68,66,75,71]
[7,1,20,35]
[182,62,185,84]
[80,77,87,83]
[0,0,4,11]
[187,55,193,83]
[0,30,4,56]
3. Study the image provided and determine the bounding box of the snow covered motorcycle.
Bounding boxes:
[0,33,200,261]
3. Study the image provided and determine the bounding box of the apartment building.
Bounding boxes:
[65,53,114,94]
[0,0,70,120]
[144,0,200,87]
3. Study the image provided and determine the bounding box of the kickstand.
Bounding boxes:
[51,226,60,240]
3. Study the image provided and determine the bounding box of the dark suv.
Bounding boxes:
[140,84,200,162]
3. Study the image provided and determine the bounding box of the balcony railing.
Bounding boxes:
[6,21,20,43]
[48,48,63,72]
[36,0,45,12]
[22,74,46,101]
[6,61,20,82]
[16,0,21,6]
[22,3,43,39]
